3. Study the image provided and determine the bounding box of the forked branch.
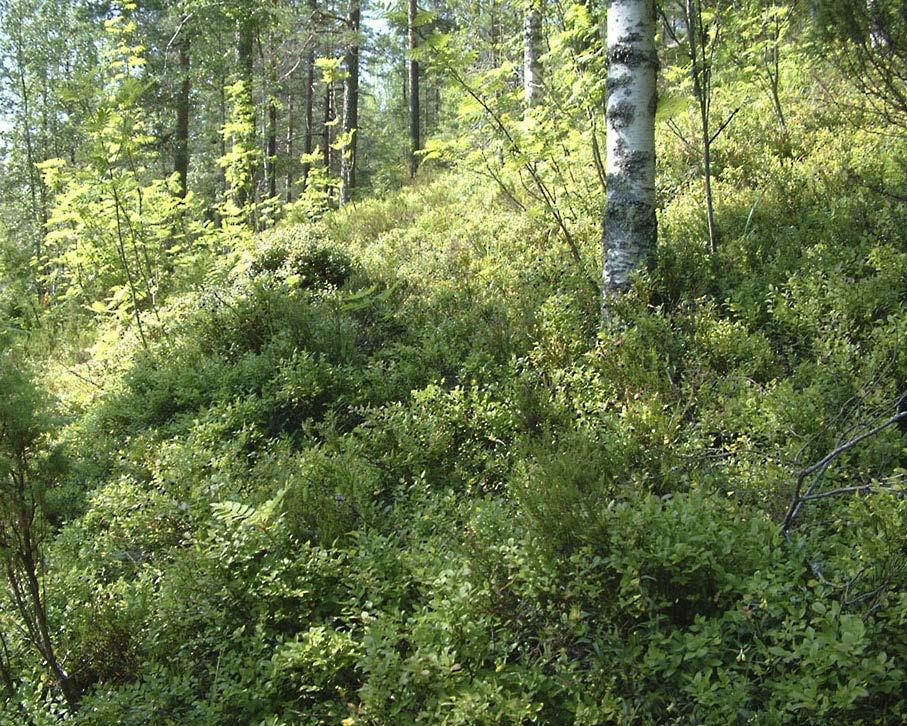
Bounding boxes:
[782,402,907,533]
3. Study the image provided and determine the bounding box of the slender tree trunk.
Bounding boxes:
[21,547,80,709]
[324,18,336,176]
[434,84,441,132]
[684,0,718,256]
[266,0,280,202]
[770,76,786,131]
[488,0,504,165]
[286,83,295,201]
[0,630,15,697]
[301,0,317,190]
[340,0,360,205]
[13,37,45,302]
[235,16,255,210]
[174,36,191,198]
[14,43,39,227]
[218,69,227,198]
[769,35,786,130]
[603,0,657,297]
[37,74,49,227]
[701,113,718,256]
[267,74,278,200]
[408,0,421,178]
[323,80,333,171]
[523,0,543,107]
[489,0,499,67]
[64,57,75,164]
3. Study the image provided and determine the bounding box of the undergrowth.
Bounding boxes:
[2,91,907,725]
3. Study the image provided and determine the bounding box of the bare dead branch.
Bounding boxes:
[782,406,907,532]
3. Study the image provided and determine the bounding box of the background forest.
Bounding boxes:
[0,0,906,722]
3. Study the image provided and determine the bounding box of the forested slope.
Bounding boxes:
[0,0,906,722]
[2,104,907,723]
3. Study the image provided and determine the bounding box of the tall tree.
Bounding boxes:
[173,34,191,197]
[323,75,334,171]
[408,0,420,177]
[339,0,360,204]
[234,5,256,211]
[0,0,93,300]
[266,55,278,201]
[523,0,543,107]
[300,0,317,191]
[603,0,657,297]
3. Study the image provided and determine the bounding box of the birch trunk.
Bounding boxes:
[603,0,657,295]
[523,0,543,107]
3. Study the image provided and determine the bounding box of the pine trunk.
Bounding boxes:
[340,0,360,205]
[301,0,317,190]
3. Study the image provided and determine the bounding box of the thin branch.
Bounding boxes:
[435,56,586,269]
[800,484,896,502]
[658,8,681,46]
[802,411,904,481]
[665,118,695,152]
[278,56,303,83]
[165,13,195,53]
[63,366,105,391]
[783,408,907,532]
[708,105,740,145]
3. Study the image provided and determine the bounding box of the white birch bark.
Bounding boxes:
[603,0,657,294]
[523,0,543,107]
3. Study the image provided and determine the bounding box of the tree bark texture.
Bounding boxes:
[408,0,421,178]
[267,79,278,200]
[523,0,543,107]
[340,0,360,205]
[603,0,657,295]
[323,80,333,171]
[301,0,317,191]
[286,79,295,201]
[174,37,191,198]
